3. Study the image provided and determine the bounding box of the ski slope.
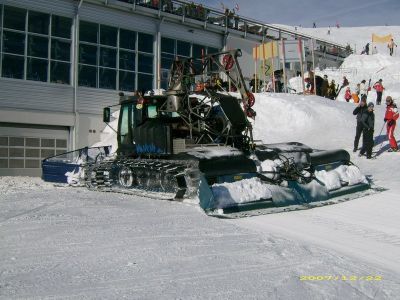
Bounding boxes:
[2,29,400,299]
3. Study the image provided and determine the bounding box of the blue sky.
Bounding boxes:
[198,0,400,27]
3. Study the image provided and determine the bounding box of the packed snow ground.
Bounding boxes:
[2,31,400,299]
[2,93,400,298]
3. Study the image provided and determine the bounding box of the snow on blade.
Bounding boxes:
[211,178,272,208]
[187,146,242,159]
[315,165,367,191]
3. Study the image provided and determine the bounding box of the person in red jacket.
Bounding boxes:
[344,87,352,102]
[384,96,399,152]
[373,79,384,105]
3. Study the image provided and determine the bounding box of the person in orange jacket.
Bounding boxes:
[373,79,384,105]
[384,96,399,152]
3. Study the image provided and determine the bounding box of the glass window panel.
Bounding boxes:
[9,148,24,157]
[119,71,135,92]
[99,47,116,68]
[56,139,67,148]
[4,6,26,31]
[2,54,24,79]
[9,159,24,168]
[41,139,55,147]
[25,159,40,168]
[0,159,8,168]
[26,138,40,147]
[28,35,48,58]
[161,37,175,54]
[10,137,24,146]
[138,33,153,53]
[25,148,40,157]
[3,31,25,55]
[120,29,135,50]
[50,61,70,84]
[99,68,116,90]
[79,44,97,65]
[51,39,71,61]
[137,73,153,91]
[80,21,98,43]
[138,54,153,73]
[0,137,8,146]
[208,47,219,55]
[161,53,174,69]
[192,59,203,73]
[28,11,49,35]
[119,50,135,71]
[100,25,117,46]
[160,69,169,89]
[27,58,48,82]
[0,148,8,157]
[177,41,190,57]
[193,44,204,59]
[41,149,55,158]
[0,6,3,29]
[78,64,97,88]
[52,15,72,39]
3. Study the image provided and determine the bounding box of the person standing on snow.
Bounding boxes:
[321,75,329,97]
[384,96,399,152]
[344,87,352,102]
[388,38,397,56]
[342,76,349,87]
[359,102,375,159]
[328,79,337,99]
[353,95,368,152]
[359,80,368,99]
[373,79,384,105]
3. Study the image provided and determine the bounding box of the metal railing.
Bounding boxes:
[102,0,351,57]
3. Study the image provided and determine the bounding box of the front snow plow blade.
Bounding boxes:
[197,146,372,218]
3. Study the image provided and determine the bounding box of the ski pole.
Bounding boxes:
[374,121,387,155]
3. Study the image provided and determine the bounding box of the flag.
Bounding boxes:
[372,33,393,43]
[235,3,239,11]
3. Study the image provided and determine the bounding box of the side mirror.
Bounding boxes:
[103,107,111,123]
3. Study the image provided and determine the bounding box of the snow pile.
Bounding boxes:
[315,165,367,191]
[0,176,58,195]
[211,178,272,207]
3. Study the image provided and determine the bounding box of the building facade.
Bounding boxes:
[0,0,349,176]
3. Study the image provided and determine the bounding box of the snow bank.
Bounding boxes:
[0,176,58,195]
[211,178,272,207]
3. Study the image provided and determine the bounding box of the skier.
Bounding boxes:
[373,79,384,105]
[384,96,399,152]
[387,38,397,56]
[359,80,368,99]
[353,95,368,152]
[344,87,352,102]
[359,102,375,159]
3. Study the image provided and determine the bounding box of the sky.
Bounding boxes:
[198,0,400,27]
